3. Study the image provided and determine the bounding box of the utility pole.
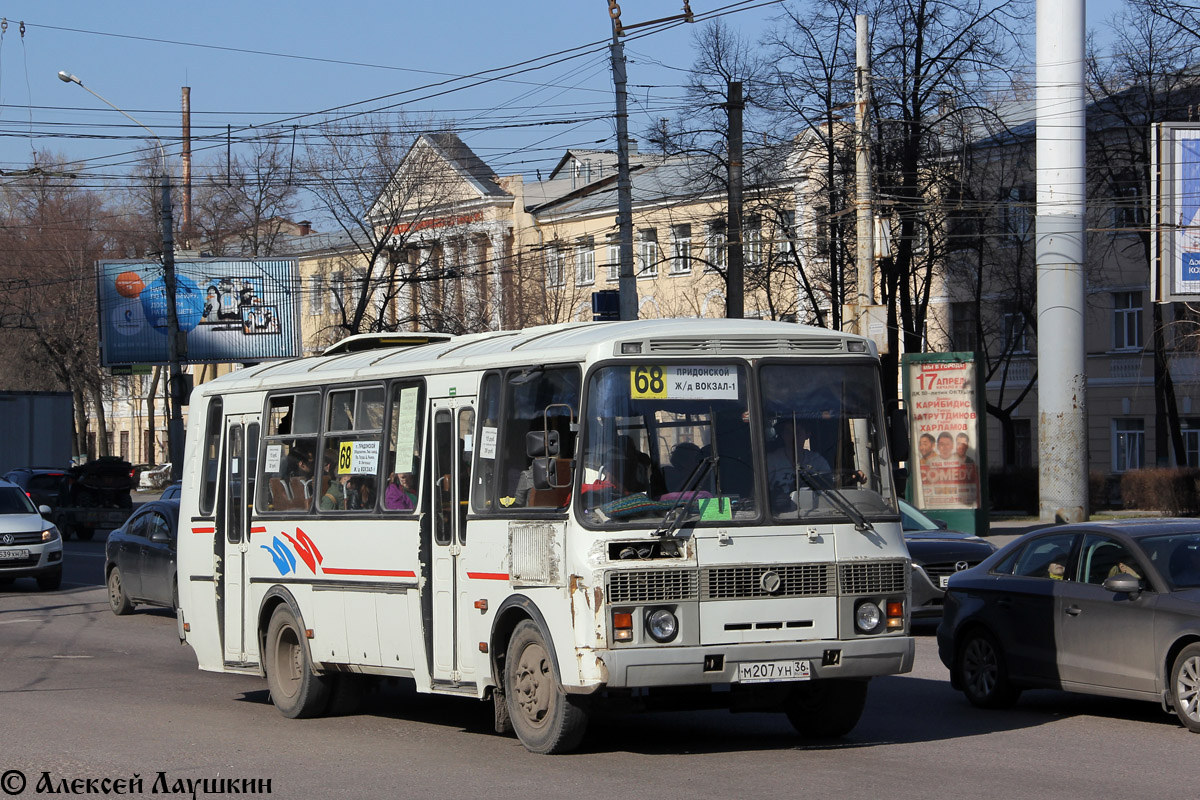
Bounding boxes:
[1035,0,1088,522]
[854,14,875,333]
[58,71,186,481]
[607,2,694,321]
[181,87,192,249]
[725,81,744,318]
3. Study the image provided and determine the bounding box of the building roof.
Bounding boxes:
[422,132,509,199]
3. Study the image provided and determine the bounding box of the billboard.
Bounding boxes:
[97,259,301,367]
[1152,123,1200,302]
[902,354,987,530]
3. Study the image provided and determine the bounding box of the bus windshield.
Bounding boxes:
[577,360,896,527]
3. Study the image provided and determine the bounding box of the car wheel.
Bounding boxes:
[58,523,74,542]
[504,619,589,754]
[1170,643,1200,733]
[75,527,95,542]
[36,568,62,592]
[265,604,331,719]
[784,679,869,739]
[957,629,1020,708]
[107,567,134,615]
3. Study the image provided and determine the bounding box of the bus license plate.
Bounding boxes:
[0,549,30,561]
[737,659,811,683]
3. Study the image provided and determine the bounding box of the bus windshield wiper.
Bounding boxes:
[653,456,714,538]
[793,465,874,533]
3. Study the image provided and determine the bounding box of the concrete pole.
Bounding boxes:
[855,14,875,330]
[610,34,638,321]
[726,81,744,319]
[1036,0,1088,522]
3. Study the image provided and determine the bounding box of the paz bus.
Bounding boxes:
[176,318,915,753]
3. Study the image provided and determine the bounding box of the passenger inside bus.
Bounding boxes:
[384,471,417,510]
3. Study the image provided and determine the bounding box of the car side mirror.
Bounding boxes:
[1102,574,1141,596]
[150,530,171,544]
[38,504,52,517]
[931,517,949,530]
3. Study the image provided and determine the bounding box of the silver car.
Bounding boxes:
[0,479,64,591]
[938,519,1200,733]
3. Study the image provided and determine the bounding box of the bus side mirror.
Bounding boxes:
[526,430,560,458]
[531,457,573,490]
[887,403,910,463]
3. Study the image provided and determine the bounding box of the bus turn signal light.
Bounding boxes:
[886,601,904,629]
[613,611,633,642]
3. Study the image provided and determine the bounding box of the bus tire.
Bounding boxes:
[504,620,588,754]
[75,527,95,542]
[265,605,330,719]
[784,678,869,739]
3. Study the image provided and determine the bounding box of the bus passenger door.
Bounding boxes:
[221,416,259,666]
[430,399,475,685]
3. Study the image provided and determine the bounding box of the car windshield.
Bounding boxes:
[759,362,896,521]
[0,486,37,514]
[1138,532,1200,590]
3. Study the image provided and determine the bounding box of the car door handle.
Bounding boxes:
[996,598,1012,609]
[1065,605,1082,616]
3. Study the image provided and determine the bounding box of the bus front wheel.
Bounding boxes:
[265,605,330,719]
[784,678,869,739]
[504,620,588,754]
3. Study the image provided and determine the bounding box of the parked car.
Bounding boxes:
[0,478,63,591]
[938,519,1200,733]
[3,467,69,510]
[104,499,179,615]
[900,499,997,619]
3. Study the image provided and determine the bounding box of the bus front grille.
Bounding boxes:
[606,569,698,603]
[838,561,908,594]
[700,563,836,599]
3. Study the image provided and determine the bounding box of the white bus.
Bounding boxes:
[177,318,914,753]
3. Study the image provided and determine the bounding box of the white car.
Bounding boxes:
[0,478,63,591]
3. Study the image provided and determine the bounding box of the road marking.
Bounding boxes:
[51,654,94,659]
[0,618,42,625]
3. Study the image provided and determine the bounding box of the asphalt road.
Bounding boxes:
[0,535,1194,800]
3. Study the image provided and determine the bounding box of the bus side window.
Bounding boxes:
[499,367,579,509]
[383,382,424,513]
[471,373,502,512]
[257,392,320,513]
[199,398,223,515]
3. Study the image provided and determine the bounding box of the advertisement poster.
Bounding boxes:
[907,357,981,511]
[1179,135,1200,288]
[97,259,301,366]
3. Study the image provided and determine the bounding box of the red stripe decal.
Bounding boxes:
[250,526,266,534]
[321,568,417,578]
[467,572,510,581]
[191,527,215,534]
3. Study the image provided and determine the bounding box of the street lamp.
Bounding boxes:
[59,71,185,481]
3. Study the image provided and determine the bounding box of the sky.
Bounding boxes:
[0,0,1125,220]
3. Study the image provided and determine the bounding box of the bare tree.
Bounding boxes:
[193,133,300,257]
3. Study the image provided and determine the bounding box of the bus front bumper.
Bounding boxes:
[594,635,915,689]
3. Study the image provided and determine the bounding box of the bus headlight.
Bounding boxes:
[855,601,883,633]
[645,608,678,643]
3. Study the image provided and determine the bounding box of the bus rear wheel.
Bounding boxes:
[265,605,330,719]
[784,678,869,739]
[504,620,588,754]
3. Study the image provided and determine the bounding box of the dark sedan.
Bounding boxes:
[901,500,997,619]
[938,519,1200,732]
[104,499,178,615]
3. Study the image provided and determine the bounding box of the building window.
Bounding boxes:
[329,271,345,313]
[776,210,796,258]
[1004,310,1028,354]
[814,205,829,258]
[1113,291,1143,350]
[1110,174,1141,232]
[547,248,566,287]
[638,229,658,278]
[951,302,978,352]
[670,224,692,274]
[307,275,324,315]
[606,235,620,282]
[1113,418,1145,473]
[575,238,595,285]
[744,220,761,266]
[1001,186,1032,246]
[1182,419,1200,468]
[707,223,726,273]
[1012,418,1032,468]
